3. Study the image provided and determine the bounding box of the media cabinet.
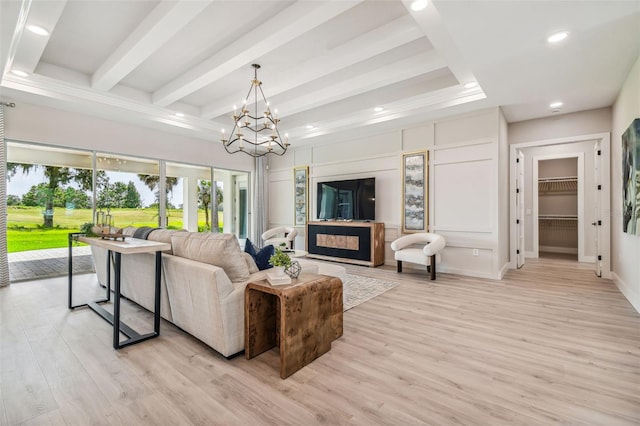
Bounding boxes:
[306,221,385,267]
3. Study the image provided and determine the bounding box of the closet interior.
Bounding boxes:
[538,158,578,258]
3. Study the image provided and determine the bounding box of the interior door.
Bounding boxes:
[516,150,525,268]
[593,141,602,277]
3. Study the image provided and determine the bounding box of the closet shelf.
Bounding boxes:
[538,176,578,193]
[539,215,577,221]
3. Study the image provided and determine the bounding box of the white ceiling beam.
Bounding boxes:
[2,71,225,134]
[403,0,477,86]
[201,14,424,119]
[5,0,67,75]
[152,0,363,107]
[91,0,212,92]
[277,52,446,117]
[288,85,486,140]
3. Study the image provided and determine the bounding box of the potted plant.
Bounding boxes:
[269,248,292,276]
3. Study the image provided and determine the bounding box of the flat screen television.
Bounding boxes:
[317,177,375,221]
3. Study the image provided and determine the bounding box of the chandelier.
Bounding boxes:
[221,64,289,157]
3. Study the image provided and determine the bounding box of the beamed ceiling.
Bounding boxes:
[1,0,639,147]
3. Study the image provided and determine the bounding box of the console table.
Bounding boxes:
[68,234,170,349]
[245,273,343,379]
[306,221,385,267]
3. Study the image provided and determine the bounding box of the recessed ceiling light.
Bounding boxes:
[374,106,384,112]
[306,125,314,129]
[549,101,563,109]
[547,31,568,43]
[411,0,428,11]
[463,82,478,89]
[175,112,184,117]
[26,24,50,36]
[10,70,28,77]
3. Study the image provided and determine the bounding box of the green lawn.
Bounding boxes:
[6,206,222,253]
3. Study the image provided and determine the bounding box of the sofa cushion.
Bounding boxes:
[147,229,187,255]
[171,233,250,283]
[242,252,259,274]
[121,226,137,237]
[133,226,160,239]
[244,238,274,271]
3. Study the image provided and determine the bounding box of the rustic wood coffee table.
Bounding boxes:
[245,273,343,379]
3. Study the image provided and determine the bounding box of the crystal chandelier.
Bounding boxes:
[221,64,289,157]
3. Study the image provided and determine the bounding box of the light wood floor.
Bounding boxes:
[1,257,639,425]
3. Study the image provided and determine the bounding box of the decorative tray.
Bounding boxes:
[99,234,127,241]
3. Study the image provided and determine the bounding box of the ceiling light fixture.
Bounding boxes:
[10,70,28,77]
[374,106,384,112]
[549,101,563,109]
[547,31,568,43]
[306,125,314,129]
[26,24,50,36]
[221,64,289,157]
[175,112,184,117]
[463,82,478,89]
[411,0,428,12]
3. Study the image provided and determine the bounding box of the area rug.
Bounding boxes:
[342,273,398,311]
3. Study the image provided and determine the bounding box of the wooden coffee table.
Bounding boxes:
[245,273,343,379]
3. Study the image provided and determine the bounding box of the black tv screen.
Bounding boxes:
[317,177,375,221]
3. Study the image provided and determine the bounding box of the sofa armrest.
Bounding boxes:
[162,254,235,301]
[161,255,244,356]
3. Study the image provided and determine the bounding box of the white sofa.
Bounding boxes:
[90,228,345,357]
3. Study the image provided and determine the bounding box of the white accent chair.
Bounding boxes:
[261,226,298,249]
[390,233,446,280]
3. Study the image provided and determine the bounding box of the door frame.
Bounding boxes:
[532,153,585,261]
[509,132,611,278]
[516,150,525,268]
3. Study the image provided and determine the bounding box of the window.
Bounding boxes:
[166,162,214,231]
[6,142,93,252]
[95,153,159,228]
[214,168,249,239]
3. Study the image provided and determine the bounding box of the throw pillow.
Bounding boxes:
[171,233,251,283]
[244,238,274,271]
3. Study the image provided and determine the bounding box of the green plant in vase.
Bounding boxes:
[269,248,292,276]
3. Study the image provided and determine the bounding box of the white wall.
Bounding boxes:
[4,102,254,173]
[268,131,403,256]
[498,109,510,271]
[611,55,640,313]
[508,108,613,275]
[510,107,612,144]
[269,107,510,279]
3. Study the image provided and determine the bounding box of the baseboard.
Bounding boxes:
[399,262,510,280]
[498,262,510,279]
[539,246,578,254]
[436,266,498,280]
[525,251,537,258]
[612,272,640,314]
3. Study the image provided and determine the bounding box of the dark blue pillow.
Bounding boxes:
[244,239,274,271]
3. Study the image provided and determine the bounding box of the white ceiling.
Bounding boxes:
[1,0,639,147]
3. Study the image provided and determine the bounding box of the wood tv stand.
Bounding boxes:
[306,221,384,267]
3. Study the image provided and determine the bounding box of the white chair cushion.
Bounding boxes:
[394,248,441,265]
[263,237,290,248]
[261,226,297,249]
